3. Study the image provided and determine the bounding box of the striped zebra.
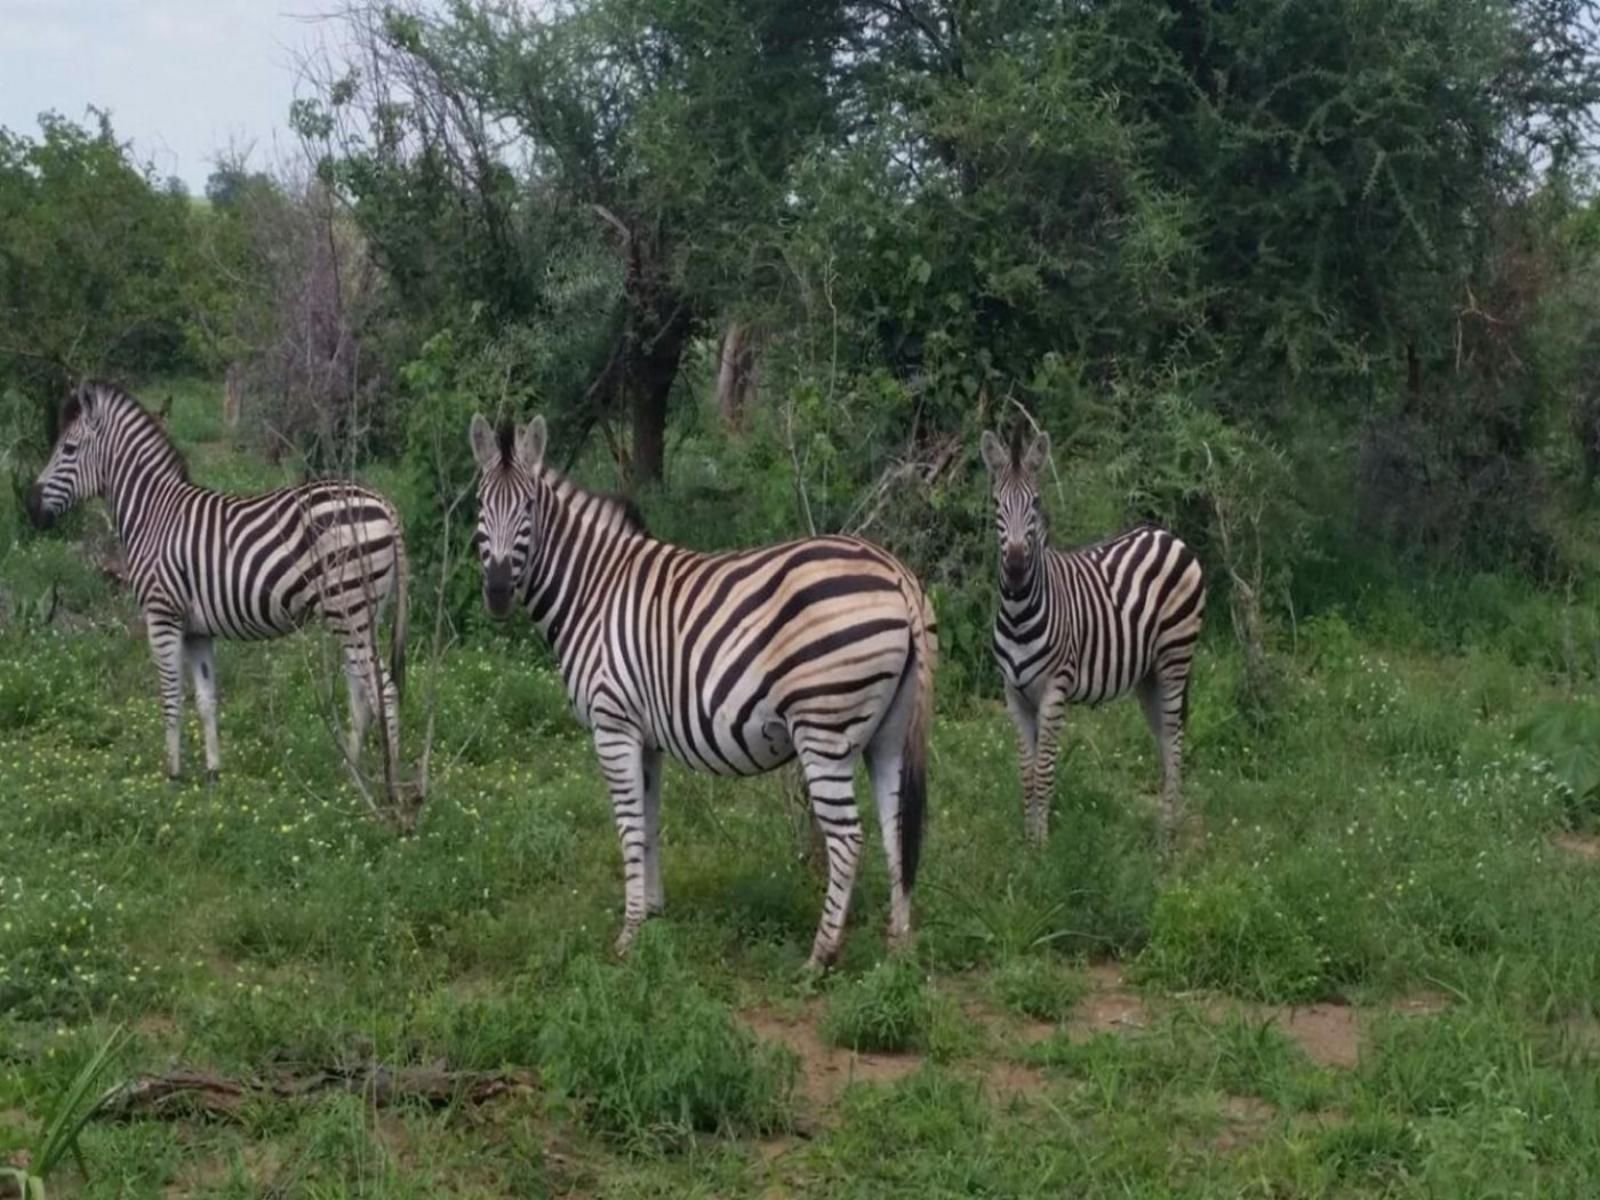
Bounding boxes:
[980,427,1205,849]
[470,415,937,969]
[26,382,409,786]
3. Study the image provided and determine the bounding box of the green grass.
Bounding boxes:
[4,383,1600,1195]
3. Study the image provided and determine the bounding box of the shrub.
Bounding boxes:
[823,957,934,1053]
[989,956,1087,1023]
[1138,869,1329,1003]
[539,930,794,1152]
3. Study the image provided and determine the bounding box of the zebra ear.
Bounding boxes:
[979,430,1008,476]
[515,417,547,473]
[468,413,498,471]
[1022,431,1051,475]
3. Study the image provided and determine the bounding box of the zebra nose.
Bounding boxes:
[1003,544,1027,576]
[484,560,513,617]
[24,484,51,530]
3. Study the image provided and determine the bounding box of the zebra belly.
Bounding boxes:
[642,700,796,778]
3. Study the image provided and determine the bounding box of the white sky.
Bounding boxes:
[0,0,355,193]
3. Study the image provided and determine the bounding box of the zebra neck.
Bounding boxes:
[102,453,192,547]
[525,493,654,658]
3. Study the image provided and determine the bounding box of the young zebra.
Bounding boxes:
[26,382,409,785]
[470,415,937,970]
[980,427,1205,849]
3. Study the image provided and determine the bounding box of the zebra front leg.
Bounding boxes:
[1003,683,1040,845]
[146,616,186,781]
[1028,686,1069,848]
[595,725,651,955]
[185,635,221,784]
[641,746,665,916]
[796,734,866,971]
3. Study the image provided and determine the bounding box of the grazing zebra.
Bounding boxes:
[470,414,937,969]
[980,427,1204,849]
[26,382,409,785]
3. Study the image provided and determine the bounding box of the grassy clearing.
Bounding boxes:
[4,384,1600,1195]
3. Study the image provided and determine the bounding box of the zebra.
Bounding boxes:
[980,426,1205,849]
[469,414,937,970]
[25,382,409,786]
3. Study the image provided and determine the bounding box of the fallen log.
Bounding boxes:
[95,1061,536,1122]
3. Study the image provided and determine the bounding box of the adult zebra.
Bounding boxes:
[26,382,409,785]
[980,427,1205,849]
[469,415,937,970]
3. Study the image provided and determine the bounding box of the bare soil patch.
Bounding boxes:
[1066,963,1449,1070]
[1252,1003,1361,1069]
[1068,964,1150,1040]
[1554,832,1600,861]
[743,1004,921,1114]
[1210,1094,1275,1152]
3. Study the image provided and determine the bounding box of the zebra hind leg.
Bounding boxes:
[795,730,866,972]
[1136,668,1189,851]
[146,616,186,781]
[865,673,919,952]
[339,628,400,786]
[185,635,221,784]
[641,747,665,916]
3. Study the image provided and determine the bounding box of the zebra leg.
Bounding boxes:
[1138,667,1190,851]
[146,616,186,781]
[338,630,400,781]
[340,648,375,772]
[595,724,651,955]
[185,635,221,783]
[641,746,665,916]
[1003,683,1041,844]
[865,735,911,952]
[1028,686,1069,848]
[795,731,866,971]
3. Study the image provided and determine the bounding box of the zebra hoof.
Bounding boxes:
[205,769,220,788]
[613,925,642,958]
[166,773,183,789]
[801,953,835,978]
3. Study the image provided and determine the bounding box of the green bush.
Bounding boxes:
[1138,869,1329,1003]
[539,930,795,1151]
[989,956,1087,1023]
[823,957,934,1053]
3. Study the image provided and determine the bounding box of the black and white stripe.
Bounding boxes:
[470,414,937,969]
[980,427,1205,848]
[27,382,409,784]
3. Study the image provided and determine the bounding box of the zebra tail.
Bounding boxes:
[390,528,410,703]
[899,581,938,894]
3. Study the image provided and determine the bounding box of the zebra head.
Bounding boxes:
[27,385,107,529]
[980,425,1051,592]
[469,412,547,618]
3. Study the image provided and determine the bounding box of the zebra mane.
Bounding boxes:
[70,381,191,482]
[549,473,649,536]
[493,417,648,535]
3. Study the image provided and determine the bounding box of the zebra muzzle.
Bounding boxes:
[24,484,53,530]
[483,560,513,617]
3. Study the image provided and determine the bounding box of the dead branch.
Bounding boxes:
[96,1062,536,1122]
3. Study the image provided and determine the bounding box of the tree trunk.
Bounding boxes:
[625,301,691,483]
[716,320,758,431]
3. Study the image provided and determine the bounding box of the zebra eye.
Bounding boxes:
[61,442,78,457]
